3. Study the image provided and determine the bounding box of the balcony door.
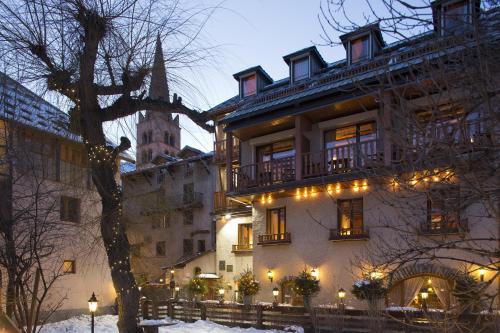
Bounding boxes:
[324,122,376,171]
[337,198,363,235]
[256,139,295,183]
[267,207,286,236]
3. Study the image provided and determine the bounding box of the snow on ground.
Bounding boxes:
[40,315,296,333]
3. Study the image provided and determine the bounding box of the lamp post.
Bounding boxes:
[338,288,346,312]
[88,292,98,333]
[420,288,428,311]
[169,269,175,299]
[272,287,279,307]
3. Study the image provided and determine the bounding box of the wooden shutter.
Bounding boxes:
[352,198,363,230]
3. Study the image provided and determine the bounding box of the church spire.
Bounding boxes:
[149,34,170,102]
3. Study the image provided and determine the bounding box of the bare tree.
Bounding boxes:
[316,0,499,318]
[0,1,215,331]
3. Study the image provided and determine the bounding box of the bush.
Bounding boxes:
[236,269,260,296]
[188,277,208,296]
[351,278,387,301]
[453,275,484,312]
[293,270,320,297]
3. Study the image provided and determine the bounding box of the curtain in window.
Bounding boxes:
[267,208,285,235]
[403,277,425,307]
[350,37,369,63]
[242,75,256,96]
[432,278,455,310]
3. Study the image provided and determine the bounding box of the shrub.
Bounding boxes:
[188,277,208,296]
[351,278,387,301]
[293,270,320,297]
[236,269,260,296]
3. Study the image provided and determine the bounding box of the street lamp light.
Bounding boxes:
[267,270,274,282]
[88,292,98,333]
[479,268,486,282]
[338,288,346,311]
[272,287,279,307]
[311,269,319,280]
[218,287,225,304]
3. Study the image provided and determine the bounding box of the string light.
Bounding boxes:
[335,183,341,194]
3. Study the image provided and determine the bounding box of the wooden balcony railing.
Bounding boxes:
[420,219,468,235]
[302,139,380,178]
[257,232,291,245]
[214,138,240,164]
[213,191,241,212]
[329,228,370,241]
[232,156,295,191]
[232,243,253,252]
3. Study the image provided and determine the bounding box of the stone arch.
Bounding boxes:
[388,263,467,288]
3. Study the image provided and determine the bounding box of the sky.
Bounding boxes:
[164,0,349,153]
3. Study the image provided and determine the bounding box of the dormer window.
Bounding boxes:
[350,35,370,64]
[443,0,470,33]
[241,74,257,97]
[292,57,310,82]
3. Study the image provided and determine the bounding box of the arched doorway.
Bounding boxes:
[386,264,465,310]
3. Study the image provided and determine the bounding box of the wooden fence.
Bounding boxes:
[140,299,500,333]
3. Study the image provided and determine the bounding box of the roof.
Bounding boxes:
[283,46,327,67]
[0,72,134,161]
[211,6,500,127]
[232,65,273,84]
[339,22,385,47]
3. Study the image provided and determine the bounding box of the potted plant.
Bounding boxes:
[188,277,208,302]
[293,270,320,310]
[351,278,387,311]
[236,269,260,305]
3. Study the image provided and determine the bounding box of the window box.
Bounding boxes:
[329,227,369,241]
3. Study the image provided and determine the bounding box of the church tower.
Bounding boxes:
[136,35,181,169]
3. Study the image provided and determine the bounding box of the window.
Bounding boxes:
[257,139,295,164]
[184,164,193,177]
[183,183,194,203]
[219,260,226,271]
[350,35,370,64]
[143,130,153,144]
[63,260,76,274]
[183,210,193,225]
[266,207,286,235]
[197,239,206,253]
[337,198,363,234]
[443,1,469,33]
[152,215,169,229]
[226,265,233,272]
[427,186,460,231]
[60,196,80,222]
[183,239,193,255]
[170,135,176,147]
[241,74,257,97]
[147,149,153,162]
[156,241,166,256]
[292,57,309,82]
[164,131,170,145]
[238,223,253,245]
[141,150,148,163]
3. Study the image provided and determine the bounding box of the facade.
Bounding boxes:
[209,0,499,309]
[0,72,124,317]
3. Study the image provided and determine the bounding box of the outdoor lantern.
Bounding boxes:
[273,287,279,297]
[479,268,486,282]
[175,286,180,292]
[267,270,274,282]
[88,292,98,313]
[338,288,346,300]
[219,287,225,296]
[420,289,428,300]
[170,269,175,275]
[88,292,98,333]
[311,269,319,280]
[138,286,142,292]
[225,213,232,220]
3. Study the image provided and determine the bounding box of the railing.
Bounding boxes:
[231,243,253,252]
[257,232,291,245]
[213,191,241,212]
[420,218,468,235]
[329,227,370,241]
[302,139,380,178]
[214,138,240,164]
[232,156,295,191]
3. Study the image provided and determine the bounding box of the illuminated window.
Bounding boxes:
[238,223,253,246]
[266,207,286,235]
[350,36,370,64]
[427,186,460,230]
[63,260,76,274]
[292,57,310,81]
[241,74,257,97]
[337,199,363,234]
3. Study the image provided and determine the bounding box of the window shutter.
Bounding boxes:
[352,199,363,230]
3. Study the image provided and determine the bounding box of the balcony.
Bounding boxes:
[214,138,240,164]
[329,228,370,241]
[231,140,380,193]
[166,192,204,210]
[213,191,245,212]
[420,219,468,235]
[232,243,253,253]
[257,232,291,246]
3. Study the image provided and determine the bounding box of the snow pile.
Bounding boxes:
[385,306,419,312]
[40,315,290,333]
[40,315,118,333]
[353,279,370,287]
